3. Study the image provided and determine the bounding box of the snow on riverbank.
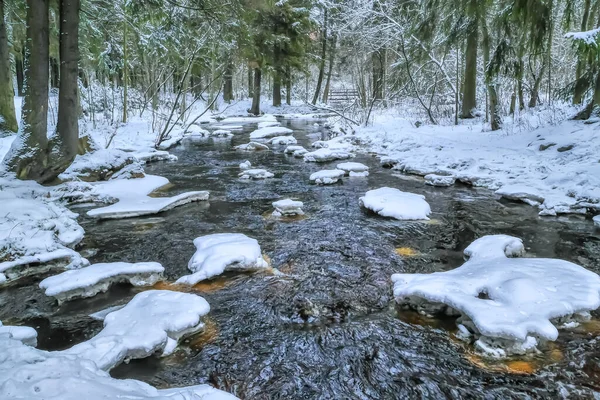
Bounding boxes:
[393,235,600,357]
[360,188,431,221]
[0,321,37,346]
[352,113,600,216]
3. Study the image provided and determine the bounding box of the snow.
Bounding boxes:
[0,336,237,399]
[284,145,305,154]
[239,169,274,180]
[424,174,456,187]
[359,187,431,221]
[258,121,281,128]
[176,233,269,285]
[235,142,270,151]
[59,149,136,182]
[392,235,600,357]
[213,125,243,131]
[186,125,210,136]
[86,175,209,219]
[272,199,304,216]
[249,126,293,139]
[268,136,298,145]
[134,151,178,163]
[64,290,210,370]
[594,215,600,228]
[565,27,600,45]
[336,162,369,174]
[349,171,369,177]
[353,113,600,216]
[39,262,165,303]
[210,129,232,137]
[303,148,354,162]
[0,321,37,346]
[309,169,346,185]
[239,160,252,170]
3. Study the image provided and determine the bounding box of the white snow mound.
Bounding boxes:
[392,235,600,356]
[304,148,354,162]
[359,187,431,220]
[284,145,305,154]
[235,142,269,151]
[63,290,210,370]
[39,262,164,302]
[176,233,269,285]
[272,199,304,216]
[239,169,274,180]
[258,121,281,128]
[336,162,369,174]
[249,126,293,139]
[239,160,252,170]
[310,169,346,185]
[0,321,37,346]
[268,136,298,145]
[425,174,456,187]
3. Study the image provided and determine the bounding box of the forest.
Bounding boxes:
[1,0,600,399]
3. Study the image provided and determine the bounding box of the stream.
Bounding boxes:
[2,118,600,399]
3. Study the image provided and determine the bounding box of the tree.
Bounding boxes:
[0,0,17,133]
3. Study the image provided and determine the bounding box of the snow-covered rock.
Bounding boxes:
[210,129,232,137]
[39,262,164,303]
[64,290,210,370]
[303,148,354,162]
[134,151,178,163]
[336,162,369,175]
[0,336,237,399]
[359,187,431,220]
[424,174,456,187]
[268,136,298,145]
[213,124,243,131]
[176,233,269,285]
[309,169,346,185]
[186,125,210,136]
[284,145,305,154]
[258,121,281,128]
[392,235,600,357]
[59,149,137,182]
[0,321,37,346]
[496,184,545,205]
[235,142,270,151]
[86,175,209,219]
[239,160,252,170]
[293,148,309,157]
[239,169,274,180]
[272,199,304,216]
[249,126,293,139]
[311,140,328,148]
[594,215,600,227]
[349,171,369,177]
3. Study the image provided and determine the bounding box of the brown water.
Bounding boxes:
[2,118,600,399]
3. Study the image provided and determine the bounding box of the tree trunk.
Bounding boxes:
[4,0,50,180]
[529,61,545,108]
[0,0,17,133]
[482,19,501,131]
[312,8,327,105]
[372,49,384,101]
[574,0,592,105]
[50,57,59,88]
[285,65,291,105]
[247,66,253,98]
[249,67,261,115]
[50,0,80,178]
[461,2,478,119]
[322,34,336,104]
[122,21,128,123]
[223,61,233,103]
[15,55,24,97]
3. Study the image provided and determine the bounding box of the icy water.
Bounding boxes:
[2,118,600,399]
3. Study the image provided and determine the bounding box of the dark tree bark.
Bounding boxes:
[372,48,384,101]
[249,67,261,115]
[223,61,233,103]
[482,20,501,131]
[312,8,327,105]
[50,57,59,88]
[15,55,24,97]
[0,0,17,133]
[322,34,336,104]
[285,65,291,105]
[247,66,253,98]
[272,46,282,107]
[462,1,478,119]
[4,0,50,180]
[574,0,592,105]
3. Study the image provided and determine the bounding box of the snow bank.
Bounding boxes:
[495,184,545,206]
[0,336,237,399]
[239,169,274,180]
[272,199,304,216]
[359,187,431,221]
[86,175,209,219]
[0,175,87,283]
[424,174,456,187]
[239,160,252,170]
[336,162,369,175]
[392,235,600,357]
[134,151,178,163]
[59,149,137,182]
[258,121,281,128]
[39,262,164,303]
[595,215,600,228]
[309,169,346,185]
[0,321,37,346]
[176,233,269,285]
[64,290,210,370]
[249,126,293,139]
[268,136,298,145]
[303,148,354,162]
[185,125,210,136]
[235,142,270,151]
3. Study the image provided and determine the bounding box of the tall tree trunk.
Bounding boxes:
[122,21,128,123]
[4,0,50,180]
[372,49,384,101]
[273,73,281,107]
[312,8,327,105]
[247,66,253,98]
[461,1,478,119]
[574,0,592,105]
[50,57,59,88]
[249,67,261,115]
[285,65,291,105]
[0,0,17,133]
[223,60,233,103]
[322,34,336,104]
[482,19,501,131]
[15,55,24,97]
[50,0,80,179]
[529,61,545,108]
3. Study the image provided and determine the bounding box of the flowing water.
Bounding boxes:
[2,118,600,399]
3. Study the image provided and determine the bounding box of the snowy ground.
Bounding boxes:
[351,109,600,217]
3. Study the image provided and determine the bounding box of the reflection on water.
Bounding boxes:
[2,118,600,398]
